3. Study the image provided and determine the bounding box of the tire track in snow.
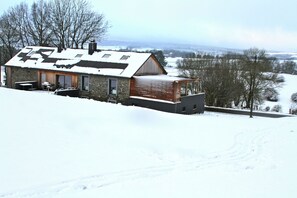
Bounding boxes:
[0,128,272,198]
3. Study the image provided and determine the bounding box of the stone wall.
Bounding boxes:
[8,67,38,88]
[89,75,108,101]
[78,74,130,103]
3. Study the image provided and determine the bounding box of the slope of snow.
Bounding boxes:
[1,66,4,85]
[0,87,297,198]
[262,74,297,113]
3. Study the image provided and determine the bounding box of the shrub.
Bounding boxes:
[276,75,285,83]
[290,103,297,114]
[291,92,297,103]
[271,105,282,113]
[265,106,270,112]
[264,88,279,102]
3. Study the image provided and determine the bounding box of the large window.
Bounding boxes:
[108,79,117,95]
[81,75,89,91]
[57,75,72,89]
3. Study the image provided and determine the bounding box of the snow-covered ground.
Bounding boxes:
[263,74,297,114]
[165,57,182,76]
[0,87,297,198]
[1,66,5,86]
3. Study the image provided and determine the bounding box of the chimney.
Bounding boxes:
[57,44,62,53]
[88,40,97,55]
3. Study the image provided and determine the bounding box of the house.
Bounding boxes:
[4,42,205,114]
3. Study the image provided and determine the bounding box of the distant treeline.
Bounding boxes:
[177,48,296,115]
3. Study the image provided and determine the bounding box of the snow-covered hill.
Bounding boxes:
[0,87,296,198]
[263,74,297,114]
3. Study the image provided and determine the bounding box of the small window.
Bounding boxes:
[102,54,111,58]
[27,50,36,56]
[181,83,186,96]
[82,76,89,91]
[108,79,117,95]
[120,55,130,60]
[75,54,83,58]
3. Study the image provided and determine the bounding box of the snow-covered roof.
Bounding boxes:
[5,46,153,78]
[133,75,195,82]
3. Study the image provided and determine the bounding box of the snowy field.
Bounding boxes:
[0,66,5,86]
[0,87,297,198]
[264,74,297,114]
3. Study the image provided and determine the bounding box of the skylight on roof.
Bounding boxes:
[27,51,36,56]
[75,54,83,58]
[102,54,111,58]
[120,55,130,60]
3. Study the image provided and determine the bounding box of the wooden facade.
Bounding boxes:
[130,76,202,102]
[38,70,78,90]
[135,56,166,76]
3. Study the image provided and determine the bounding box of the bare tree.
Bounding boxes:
[49,0,109,49]
[240,48,277,117]
[49,0,72,48]
[5,3,32,48]
[28,0,53,46]
[0,0,109,50]
[177,53,244,107]
[0,13,19,58]
[69,0,109,49]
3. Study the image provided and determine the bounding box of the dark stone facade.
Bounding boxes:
[78,74,130,104]
[7,67,38,88]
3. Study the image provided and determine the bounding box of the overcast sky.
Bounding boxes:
[1,0,297,51]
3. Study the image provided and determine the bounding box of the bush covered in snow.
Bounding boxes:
[263,88,279,102]
[264,106,270,112]
[290,103,297,115]
[276,75,285,83]
[291,92,297,103]
[271,105,282,113]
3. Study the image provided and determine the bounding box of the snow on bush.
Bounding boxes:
[271,104,282,113]
[291,92,297,103]
[264,106,270,111]
[290,103,297,114]
[276,75,285,83]
[263,88,279,102]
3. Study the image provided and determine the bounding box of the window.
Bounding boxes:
[108,79,117,95]
[57,75,72,89]
[27,50,36,56]
[120,55,130,60]
[102,54,111,58]
[193,104,197,110]
[180,83,186,96]
[41,73,46,84]
[81,76,89,91]
[187,82,193,95]
[40,73,48,89]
